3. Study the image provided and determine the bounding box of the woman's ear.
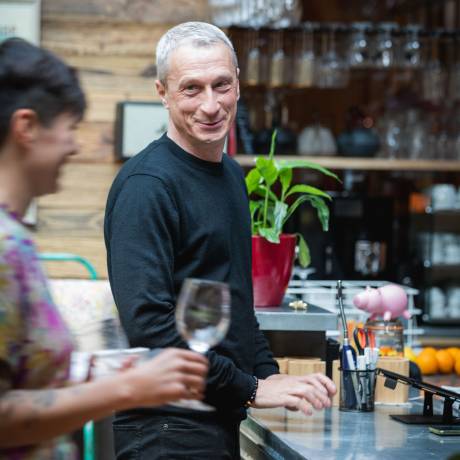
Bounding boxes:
[10,109,40,148]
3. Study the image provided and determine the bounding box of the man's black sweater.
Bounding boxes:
[104,134,278,420]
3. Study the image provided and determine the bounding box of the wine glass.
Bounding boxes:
[314,23,349,88]
[173,278,231,411]
[348,22,371,68]
[372,23,397,68]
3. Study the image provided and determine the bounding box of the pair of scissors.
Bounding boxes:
[353,328,372,355]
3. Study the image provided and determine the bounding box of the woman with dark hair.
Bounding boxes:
[0,38,208,459]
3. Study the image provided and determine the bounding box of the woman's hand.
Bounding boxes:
[118,348,209,409]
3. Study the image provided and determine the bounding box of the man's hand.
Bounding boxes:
[252,373,337,416]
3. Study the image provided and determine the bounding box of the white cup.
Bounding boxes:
[91,347,150,379]
[428,287,446,319]
[430,184,456,210]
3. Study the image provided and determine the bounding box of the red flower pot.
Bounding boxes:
[252,234,296,307]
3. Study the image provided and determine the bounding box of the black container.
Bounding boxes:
[339,368,376,412]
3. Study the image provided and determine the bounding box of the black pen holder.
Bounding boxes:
[339,368,376,412]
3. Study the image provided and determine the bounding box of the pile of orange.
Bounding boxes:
[414,347,460,375]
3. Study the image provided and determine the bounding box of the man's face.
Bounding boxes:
[156,43,239,150]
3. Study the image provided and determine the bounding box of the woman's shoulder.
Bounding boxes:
[0,209,37,270]
[0,208,34,251]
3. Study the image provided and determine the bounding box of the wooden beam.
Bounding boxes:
[42,0,210,24]
[64,55,153,77]
[42,18,169,57]
[37,208,106,238]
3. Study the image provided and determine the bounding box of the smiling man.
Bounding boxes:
[155,39,238,159]
[104,22,336,460]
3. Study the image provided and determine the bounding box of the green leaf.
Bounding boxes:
[279,168,292,198]
[256,157,278,187]
[296,233,311,268]
[283,195,312,226]
[249,201,263,234]
[252,186,278,202]
[277,159,341,182]
[283,195,330,232]
[259,227,280,243]
[285,184,332,200]
[245,169,261,195]
[269,130,277,160]
[309,196,330,231]
[260,203,276,227]
[273,201,288,233]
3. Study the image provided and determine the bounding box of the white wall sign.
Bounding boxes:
[0,0,41,45]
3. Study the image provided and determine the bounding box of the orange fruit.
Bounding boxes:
[435,350,455,374]
[416,352,439,375]
[419,347,437,357]
[446,347,460,361]
[455,358,460,376]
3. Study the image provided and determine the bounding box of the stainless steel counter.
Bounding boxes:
[255,304,337,332]
[241,388,460,459]
[254,304,337,360]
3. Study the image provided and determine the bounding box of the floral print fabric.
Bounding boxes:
[0,207,77,459]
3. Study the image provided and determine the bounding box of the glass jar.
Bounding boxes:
[293,22,316,88]
[268,28,286,88]
[364,319,404,358]
[246,29,261,86]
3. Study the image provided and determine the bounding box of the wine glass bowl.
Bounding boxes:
[176,278,231,354]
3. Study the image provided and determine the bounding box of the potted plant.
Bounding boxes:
[245,131,340,307]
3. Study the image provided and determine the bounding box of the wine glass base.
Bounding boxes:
[169,399,216,412]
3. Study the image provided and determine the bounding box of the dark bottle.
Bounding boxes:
[253,99,297,155]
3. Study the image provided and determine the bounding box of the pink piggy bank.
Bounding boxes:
[353,284,410,321]
[353,287,382,317]
[378,284,410,321]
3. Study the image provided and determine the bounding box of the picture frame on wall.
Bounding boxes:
[114,101,170,160]
[0,0,41,45]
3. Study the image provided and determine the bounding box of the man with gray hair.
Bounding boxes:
[105,21,336,459]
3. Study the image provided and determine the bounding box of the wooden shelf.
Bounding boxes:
[234,155,460,172]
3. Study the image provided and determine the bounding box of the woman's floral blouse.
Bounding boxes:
[0,207,77,459]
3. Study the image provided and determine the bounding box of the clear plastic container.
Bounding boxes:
[365,319,404,357]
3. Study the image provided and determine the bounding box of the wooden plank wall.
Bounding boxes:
[36,0,209,278]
